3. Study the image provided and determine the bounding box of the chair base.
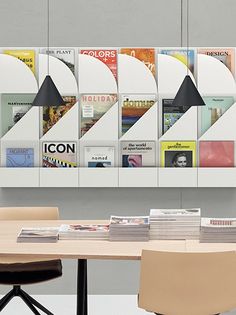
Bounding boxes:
[0,285,53,315]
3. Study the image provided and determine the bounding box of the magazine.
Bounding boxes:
[42,142,77,167]
[42,96,76,135]
[199,141,234,167]
[120,48,156,76]
[17,227,59,243]
[198,48,235,74]
[201,96,234,135]
[121,94,156,135]
[162,99,190,134]
[84,146,115,167]
[6,148,34,167]
[121,141,155,167]
[200,217,236,242]
[4,49,35,74]
[80,94,117,136]
[40,48,75,73]
[0,93,35,136]
[160,49,195,73]
[80,49,117,79]
[59,224,109,240]
[110,216,149,225]
[161,141,196,167]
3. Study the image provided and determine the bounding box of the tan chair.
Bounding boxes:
[138,250,236,315]
[0,207,62,315]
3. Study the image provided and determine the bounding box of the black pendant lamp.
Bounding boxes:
[32,0,65,107]
[172,0,205,107]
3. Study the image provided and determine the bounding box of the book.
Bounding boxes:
[120,48,155,76]
[149,208,201,240]
[199,141,234,167]
[80,94,117,136]
[6,148,34,167]
[121,141,155,167]
[80,49,117,79]
[160,49,195,73]
[40,48,75,73]
[4,49,35,74]
[161,141,196,167]
[121,94,156,135]
[42,142,77,167]
[84,146,115,167]
[198,48,235,74]
[0,93,35,136]
[162,99,190,134]
[42,96,76,135]
[59,224,109,240]
[201,96,234,135]
[109,215,149,241]
[17,227,59,243]
[200,218,236,243]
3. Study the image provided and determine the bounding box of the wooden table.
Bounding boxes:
[0,220,235,315]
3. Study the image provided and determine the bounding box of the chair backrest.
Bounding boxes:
[139,250,236,315]
[0,207,59,220]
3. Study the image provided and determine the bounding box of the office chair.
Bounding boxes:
[0,207,62,315]
[138,250,236,315]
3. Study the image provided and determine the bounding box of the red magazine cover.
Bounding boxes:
[199,141,234,167]
[80,49,117,80]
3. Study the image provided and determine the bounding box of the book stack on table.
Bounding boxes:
[109,216,149,241]
[200,218,236,243]
[149,208,201,240]
[17,227,59,243]
[58,224,109,240]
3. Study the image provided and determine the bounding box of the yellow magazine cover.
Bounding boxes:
[4,49,35,74]
[161,141,196,167]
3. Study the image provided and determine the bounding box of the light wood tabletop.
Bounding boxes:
[0,220,187,261]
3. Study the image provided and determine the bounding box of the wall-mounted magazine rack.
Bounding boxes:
[1,47,236,187]
[39,54,79,187]
[0,54,39,187]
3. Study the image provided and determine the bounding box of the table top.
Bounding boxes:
[0,220,235,262]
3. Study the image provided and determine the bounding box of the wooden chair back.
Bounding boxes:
[0,207,59,220]
[139,250,236,315]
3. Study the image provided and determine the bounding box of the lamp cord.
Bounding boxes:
[186,0,189,75]
[47,0,49,75]
[181,0,183,48]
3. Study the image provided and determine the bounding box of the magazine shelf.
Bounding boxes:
[0,168,39,187]
[1,47,236,187]
[79,167,118,187]
[197,168,236,187]
[119,167,158,187]
[39,168,79,187]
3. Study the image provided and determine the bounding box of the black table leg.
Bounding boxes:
[77,259,88,315]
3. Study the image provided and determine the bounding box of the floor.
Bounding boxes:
[0,295,235,315]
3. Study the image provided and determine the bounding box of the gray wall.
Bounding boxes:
[0,0,236,295]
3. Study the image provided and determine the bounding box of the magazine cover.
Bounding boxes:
[80,49,117,79]
[121,94,156,135]
[162,99,190,134]
[80,94,117,136]
[84,146,115,167]
[201,96,234,135]
[201,217,236,227]
[121,141,155,167]
[199,141,234,167]
[160,49,195,73]
[6,148,34,167]
[40,48,75,73]
[0,93,35,136]
[198,48,235,74]
[42,142,77,168]
[4,49,35,74]
[42,96,76,135]
[60,224,109,232]
[120,48,155,76]
[161,141,196,167]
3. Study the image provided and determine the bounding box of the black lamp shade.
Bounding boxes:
[172,75,205,107]
[32,75,65,107]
